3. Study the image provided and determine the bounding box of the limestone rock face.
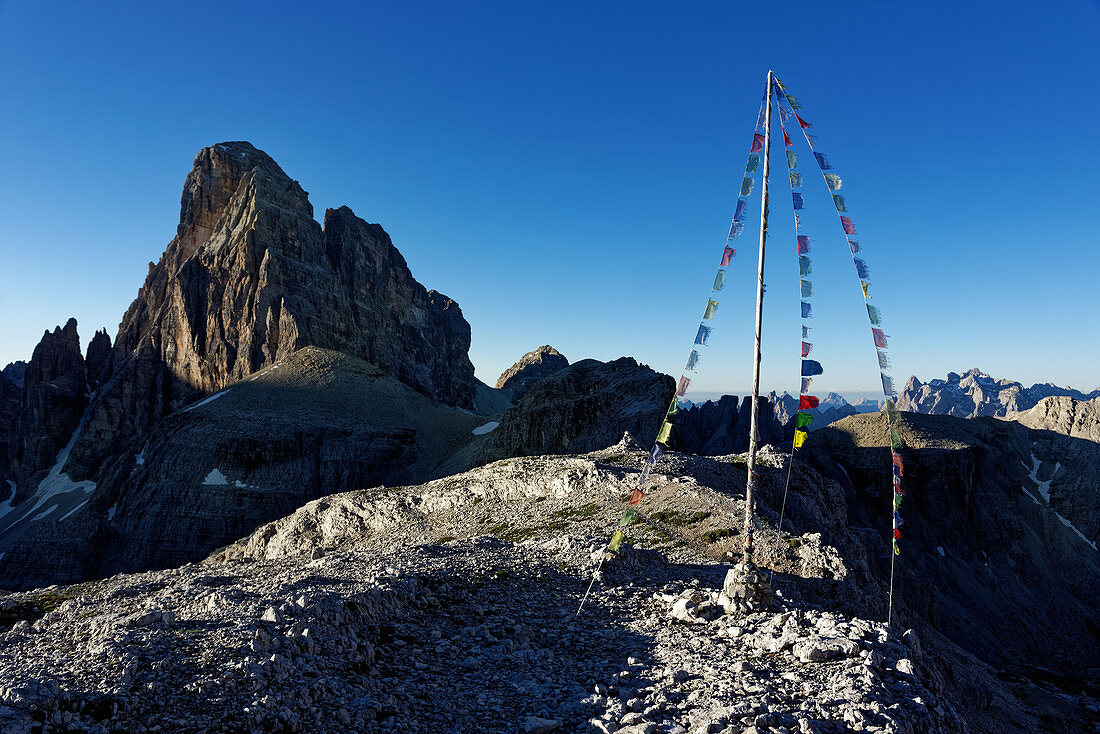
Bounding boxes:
[1,361,27,387]
[1007,395,1100,443]
[83,329,112,391]
[672,395,788,455]
[898,368,1100,419]
[495,346,569,401]
[66,141,476,481]
[481,357,674,459]
[0,370,21,495]
[10,319,88,502]
[0,348,484,589]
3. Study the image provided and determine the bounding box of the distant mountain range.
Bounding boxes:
[898,367,1100,418]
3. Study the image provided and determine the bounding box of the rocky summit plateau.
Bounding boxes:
[0,142,1098,734]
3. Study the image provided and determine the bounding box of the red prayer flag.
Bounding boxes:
[801,341,812,357]
[799,395,819,410]
[840,216,856,235]
[893,528,902,539]
[751,133,765,153]
[720,246,736,266]
[796,115,811,129]
[676,376,691,396]
[892,452,904,475]
[797,235,810,255]
[872,328,887,348]
[783,129,792,147]
[628,488,644,505]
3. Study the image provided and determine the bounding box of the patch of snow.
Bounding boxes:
[235,480,246,488]
[937,546,945,557]
[1027,453,1059,502]
[1,434,96,536]
[181,389,230,413]
[203,469,229,486]
[58,499,90,522]
[135,447,146,466]
[472,421,500,436]
[31,506,57,522]
[106,504,118,521]
[1053,511,1098,552]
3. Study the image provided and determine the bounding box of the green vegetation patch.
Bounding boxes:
[647,509,711,526]
[0,585,93,630]
[703,527,738,543]
[552,502,600,521]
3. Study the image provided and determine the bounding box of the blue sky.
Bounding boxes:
[1,0,1097,400]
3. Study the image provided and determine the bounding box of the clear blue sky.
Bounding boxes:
[1,0,1097,399]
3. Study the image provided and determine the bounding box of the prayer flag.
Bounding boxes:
[797,235,810,254]
[841,216,856,235]
[893,511,904,528]
[792,192,804,210]
[703,299,719,319]
[800,280,812,298]
[783,129,793,148]
[824,173,842,190]
[872,328,887,348]
[619,508,638,526]
[877,349,890,369]
[848,239,860,253]
[833,195,847,212]
[712,271,725,292]
[721,246,736,267]
[741,177,754,196]
[801,341,812,357]
[649,444,663,463]
[790,172,803,189]
[801,377,813,393]
[796,114,811,129]
[799,256,812,275]
[666,398,679,418]
[893,538,900,556]
[882,373,895,396]
[802,360,824,376]
[799,395,819,409]
[729,222,744,238]
[695,324,712,345]
[786,94,802,110]
[786,150,797,169]
[814,152,831,170]
[893,528,902,540]
[867,304,882,325]
[657,421,673,445]
[861,281,870,299]
[892,452,904,473]
[751,133,765,153]
[676,376,691,396]
[801,301,812,318]
[854,258,870,279]
[734,198,748,221]
[746,155,760,173]
[608,530,624,552]
[802,326,811,338]
[793,430,808,448]
[686,350,701,371]
[796,412,813,429]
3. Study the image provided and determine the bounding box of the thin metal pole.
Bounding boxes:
[743,70,773,564]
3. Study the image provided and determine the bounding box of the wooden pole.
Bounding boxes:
[743,70,774,564]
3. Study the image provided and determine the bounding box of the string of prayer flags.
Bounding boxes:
[600,95,770,555]
[773,76,908,583]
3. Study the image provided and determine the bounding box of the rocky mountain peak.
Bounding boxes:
[495,345,569,401]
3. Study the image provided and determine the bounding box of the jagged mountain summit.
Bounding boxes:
[495,345,570,401]
[0,141,483,589]
[898,367,1100,419]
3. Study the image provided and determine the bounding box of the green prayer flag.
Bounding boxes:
[799,256,812,276]
[790,172,803,189]
[893,493,903,510]
[786,150,798,169]
[666,398,679,418]
[867,304,882,325]
[890,426,905,450]
[703,299,719,320]
[796,412,813,429]
[824,173,843,191]
[741,177,754,196]
[713,270,725,291]
[608,530,624,553]
[746,155,760,173]
[833,194,847,212]
[786,94,802,110]
[800,280,812,298]
[618,508,638,527]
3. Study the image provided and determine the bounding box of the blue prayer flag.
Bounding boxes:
[734,198,748,221]
[801,301,812,318]
[695,324,712,346]
[814,152,831,170]
[802,360,824,377]
[854,258,870,279]
[792,193,804,210]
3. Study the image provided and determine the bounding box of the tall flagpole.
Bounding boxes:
[742,70,774,565]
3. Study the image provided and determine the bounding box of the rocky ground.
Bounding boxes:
[0,438,1096,734]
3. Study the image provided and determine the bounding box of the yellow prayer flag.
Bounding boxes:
[861,281,870,299]
[793,429,808,448]
[657,421,673,445]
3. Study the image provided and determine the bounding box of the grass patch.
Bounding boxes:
[0,585,94,629]
[647,509,711,526]
[488,522,539,543]
[703,527,738,543]
[552,502,600,521]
